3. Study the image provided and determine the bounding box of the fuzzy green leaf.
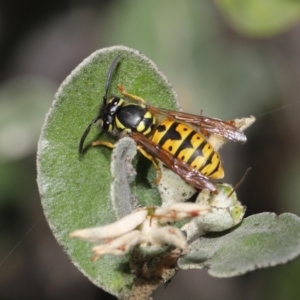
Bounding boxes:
[37,46,178,298]
[215,0,300,37]
[178,212,300,277]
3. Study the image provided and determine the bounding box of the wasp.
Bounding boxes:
[79,55,247,192]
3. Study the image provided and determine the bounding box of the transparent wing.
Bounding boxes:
[131,132,217,191]
[147,106,246,144]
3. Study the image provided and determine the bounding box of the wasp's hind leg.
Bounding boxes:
[137,145,162,184]
[117,84,146,105]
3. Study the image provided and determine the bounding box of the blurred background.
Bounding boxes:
[1,1,300,299]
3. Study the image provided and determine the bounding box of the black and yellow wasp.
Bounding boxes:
[79,55,246,192]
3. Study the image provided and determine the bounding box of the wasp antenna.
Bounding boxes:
[79,55,121,154]
[103,55,121,104]
[78,116,101,154]
[227,167,252,198]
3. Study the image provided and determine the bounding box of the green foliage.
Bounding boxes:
[179,212,300,277]
[0,76,55,162]
[37,46,178,298]
[37,46,300,299]
[216,0,300,37]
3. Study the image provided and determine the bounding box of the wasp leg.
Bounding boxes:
[91,140,115,148]
[137,145,162,184]
[117,84,146,105]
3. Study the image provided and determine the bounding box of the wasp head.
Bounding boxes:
[78,55,121,154]
[99,96,124,132]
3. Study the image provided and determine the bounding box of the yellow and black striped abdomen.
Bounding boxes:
[151,120,224,179]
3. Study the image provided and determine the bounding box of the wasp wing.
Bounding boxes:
[147,106,246,144]
[131,132,217,192]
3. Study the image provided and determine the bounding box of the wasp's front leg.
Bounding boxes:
[117,84,146,105]
[91,140,115,148]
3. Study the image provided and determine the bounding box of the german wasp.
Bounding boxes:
[79,55,247,192]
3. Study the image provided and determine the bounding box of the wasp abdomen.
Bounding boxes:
[152,120,224,179]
